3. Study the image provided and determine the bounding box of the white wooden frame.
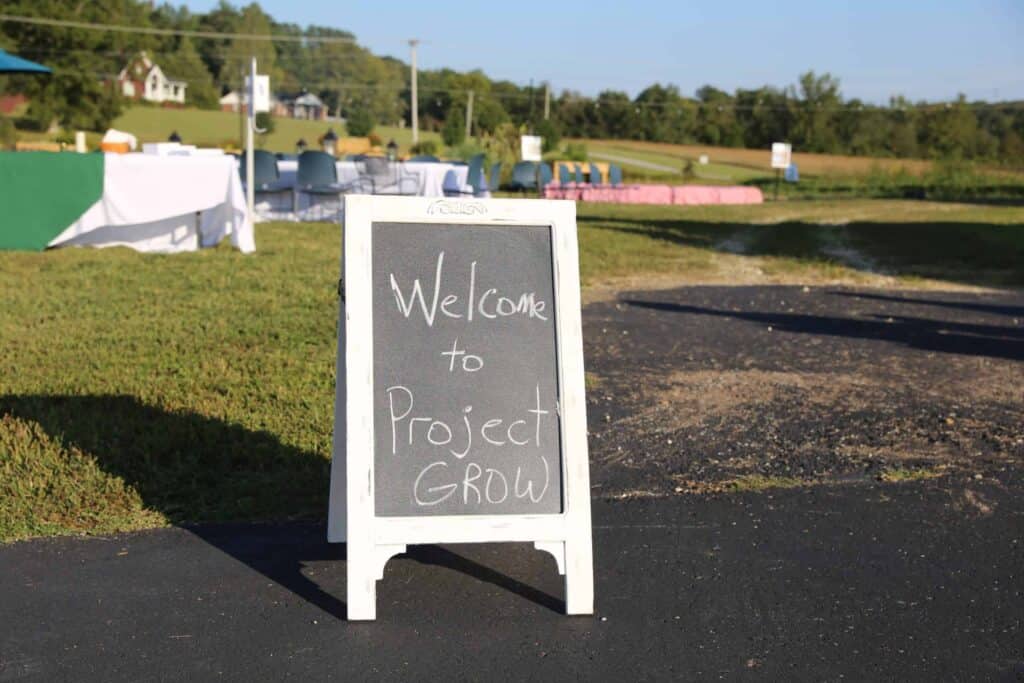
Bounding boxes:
[327,195,593,621]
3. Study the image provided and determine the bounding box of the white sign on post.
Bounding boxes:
[521,135,543,162]
[245,74,271,113]
[771,142,792,169]
[328,195,594,621]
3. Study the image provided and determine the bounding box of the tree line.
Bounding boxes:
[1,1,1022,164]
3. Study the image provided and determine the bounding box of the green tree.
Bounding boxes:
[161,37,218,109]
[219,4,281,97]
[535,119,561,153]
[442,105,466,146]
[921,95,978,158]
[791,71,841,152]
[695,85,741,147]
[0,0,157,131]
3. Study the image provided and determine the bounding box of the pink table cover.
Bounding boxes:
[543,183,762,206]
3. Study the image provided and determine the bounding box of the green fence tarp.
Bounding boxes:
[0,151,104,251]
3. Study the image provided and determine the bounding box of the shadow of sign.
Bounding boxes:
[0,394,564,620]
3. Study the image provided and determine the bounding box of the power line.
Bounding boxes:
[7,17,1018,113]
[0,13,358,44]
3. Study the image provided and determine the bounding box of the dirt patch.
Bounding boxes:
[618,369,881,432]
[581,258,1000,305]
[584,284,1024,498]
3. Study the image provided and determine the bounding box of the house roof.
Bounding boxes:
[293,93,324,107]
[116,52,185,87]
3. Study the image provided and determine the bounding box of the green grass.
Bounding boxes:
[879,466,947,483]
[726,475,804,492]
[575,200,1024,287]
[1,200,1023,542]
[111,106,441,152]
[587,141,769,185]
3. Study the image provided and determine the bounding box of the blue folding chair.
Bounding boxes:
[510,161,537,192]
[240,150,291,209]
[609,163,623,187]
[539,162,553,188]
[295,150,355,215]
[558,164,574,186]
[573,164,584,184]
[589,163,603,186]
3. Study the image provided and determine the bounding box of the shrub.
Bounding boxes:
[410,140,439,156]
[563,141,588,161]
[367,132,383,147]
[346,107,375,137]
[451,140,486,162]
[442,106,466,147]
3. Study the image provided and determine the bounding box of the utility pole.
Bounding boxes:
[408,39,419,144]
[245,56,256,226]
[544,82,550,121]
[528,78,535,132]
[238,65,245,149]
[465,90,474,142]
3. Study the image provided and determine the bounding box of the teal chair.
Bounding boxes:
[539,163,553,189]
[589,163,603,186]
[558,164,573,186]
[239,150,291,207]
[510,161,537,191]
[609,163,623,187]
[573,163,584,184]
[296,150,353,213]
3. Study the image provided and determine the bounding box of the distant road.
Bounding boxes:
[589,151,681,174]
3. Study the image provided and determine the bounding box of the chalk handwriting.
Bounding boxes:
[388,252,548,327]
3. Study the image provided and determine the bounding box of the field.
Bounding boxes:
[2,199,1022,542]
[40,106,1022,200]
[581,138,936,179]
[110,106,441,152]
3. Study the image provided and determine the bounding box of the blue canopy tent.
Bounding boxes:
[0,49,51,74]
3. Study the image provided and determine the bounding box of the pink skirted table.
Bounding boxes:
[543,183,763,206]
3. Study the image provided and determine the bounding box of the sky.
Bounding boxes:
[179,0,1024,103]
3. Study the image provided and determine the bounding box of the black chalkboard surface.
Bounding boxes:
[372,222,563,516]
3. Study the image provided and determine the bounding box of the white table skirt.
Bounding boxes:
[275,160,471,197]
[251,159,486,222]
[49,154,254,254]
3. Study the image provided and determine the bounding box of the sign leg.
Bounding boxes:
[564,536,594,615]
[347,546,377,620]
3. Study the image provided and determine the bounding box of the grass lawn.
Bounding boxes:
[1,200,1022,542]
[586,141,769,184]
[577,138,939,177]
[111,106,441,153]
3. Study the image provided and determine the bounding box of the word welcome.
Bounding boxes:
[389,252,548,327]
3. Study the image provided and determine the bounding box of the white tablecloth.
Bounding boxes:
[49,154,254,254]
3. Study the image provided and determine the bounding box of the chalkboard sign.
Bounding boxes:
[373,222,563,517]
[329,196,593,621]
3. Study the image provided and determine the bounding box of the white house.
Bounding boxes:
[116,52,187,105]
